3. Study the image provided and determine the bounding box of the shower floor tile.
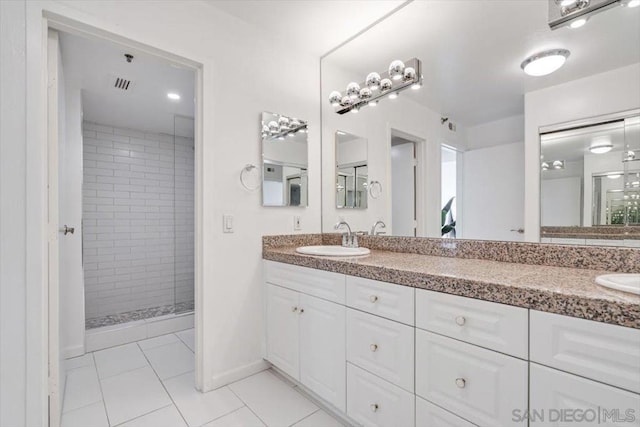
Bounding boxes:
[61,329,345,427]
[86,301,194,329]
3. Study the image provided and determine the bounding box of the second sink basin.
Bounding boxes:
[296,245,371,257]
[595,274,640,295]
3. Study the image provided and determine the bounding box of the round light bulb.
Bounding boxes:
[346,82,361,100]
[329,91,342,107]
[380,78,393,92]
[388,60,405,81]
[365,72,381,90]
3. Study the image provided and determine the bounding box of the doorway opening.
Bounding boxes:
[47,21,201,426]
[390,131,419,236]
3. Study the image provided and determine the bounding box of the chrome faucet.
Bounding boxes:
[371,220,387,236]
[335,220,358,248]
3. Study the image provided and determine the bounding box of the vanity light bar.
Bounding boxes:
[329,58,422,115]
[261,115,308,141]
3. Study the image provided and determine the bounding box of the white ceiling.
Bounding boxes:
[322,0,640,127]
[205,0,407,56]
[60,32,195,137]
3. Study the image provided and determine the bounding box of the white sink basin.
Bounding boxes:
[296,245,371,257]
[595,274,640,295]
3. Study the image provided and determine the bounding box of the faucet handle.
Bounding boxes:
[352,234,359,248]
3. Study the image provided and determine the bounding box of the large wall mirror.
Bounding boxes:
[320,1,640,246]
[540,113,640,245]
[336,131,368,209]
[261,111,308,207]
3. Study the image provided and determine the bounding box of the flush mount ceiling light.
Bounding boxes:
[167,92,180,100]
[328,58,422,114]
[589,140,614,154]
[521,49,570,76]
[626,0,640,7]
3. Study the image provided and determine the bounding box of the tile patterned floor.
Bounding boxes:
[61,329,345,427]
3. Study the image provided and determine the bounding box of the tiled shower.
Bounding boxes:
[82,117,194,329]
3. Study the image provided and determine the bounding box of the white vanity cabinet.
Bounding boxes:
[263,261,640,427]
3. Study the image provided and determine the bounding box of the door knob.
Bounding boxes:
[60,225,75,235]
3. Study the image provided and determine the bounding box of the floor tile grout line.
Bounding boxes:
[110,404,174,427]
[136,339,191,427]
[91,352,112,427]
[226,385,270,427]
[174,329,195,352]
[287,408,321,427]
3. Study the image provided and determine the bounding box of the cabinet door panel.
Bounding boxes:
[416,397,476,427]
[299,294,346,411]
[530,310,640,393]
[416,289,528,359]
[265,261,345,304]
[346,308,414,391]
[530,363,640,427]
[266,284,299,380]
[416,329,527,427]
[347,363,415,427]
[346,276,415,325]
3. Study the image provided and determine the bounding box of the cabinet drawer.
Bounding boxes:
[347,363,415,427]
[416,329,528,427]
[530,311,640,393]
[264,261,345,304]
[346,276,414,325]
[346,309,414,392]
[530,363,640,427]
[416,289,528,359]
[416,397,476,427]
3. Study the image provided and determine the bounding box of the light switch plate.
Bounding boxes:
[223,215,234,233]
[293,216,302,231]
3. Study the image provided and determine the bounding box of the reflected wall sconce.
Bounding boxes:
[261,114,308,141]
[328,58,423,114]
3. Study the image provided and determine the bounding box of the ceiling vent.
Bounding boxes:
[113,77,132,91]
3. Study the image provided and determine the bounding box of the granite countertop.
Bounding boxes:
[264,245,640,329]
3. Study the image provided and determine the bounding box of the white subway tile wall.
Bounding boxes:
[82,122,194,319]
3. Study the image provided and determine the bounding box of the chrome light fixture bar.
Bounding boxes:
[261,114,308,141]
[329,58,422,115]
[548,0,623,30]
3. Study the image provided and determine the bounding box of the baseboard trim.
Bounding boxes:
[63,344,85,359]
[204,359,270,391]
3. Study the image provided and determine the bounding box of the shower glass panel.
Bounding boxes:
[173,115,195,314]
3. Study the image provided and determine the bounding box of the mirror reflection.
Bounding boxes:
[336,131,368,209]
[261,112,308,207]
[320,0,640,246]
[540,114,640,240]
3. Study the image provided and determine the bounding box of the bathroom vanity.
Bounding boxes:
[262,235,640,427]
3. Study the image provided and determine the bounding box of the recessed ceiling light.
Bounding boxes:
[569,18,587,28]
[167,93,180,100]
[589,141,614,154]
[521,49,570,76]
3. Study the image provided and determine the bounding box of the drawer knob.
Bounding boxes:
[369,295,379,303]
[370,403,379,412]
[455,316,466,326]
[455,378,466,388]
[292,306,298,312]
[370,344,378,352]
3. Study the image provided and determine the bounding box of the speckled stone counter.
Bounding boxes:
[541,226,640,240]
[263,235,640,329]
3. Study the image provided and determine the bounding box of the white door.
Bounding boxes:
[266,284,300,380]
[47,29,62,427]
[391,142,416,236]
[299,294,346,411]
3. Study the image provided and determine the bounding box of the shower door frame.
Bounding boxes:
[43,11,205,427]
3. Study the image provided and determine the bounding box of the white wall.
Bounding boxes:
[541,177,582,226]
[1,1,322,424]
[524,63,640,241]
[583,150,626,225]
[391,142,416,236]
[461,142,525,241]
